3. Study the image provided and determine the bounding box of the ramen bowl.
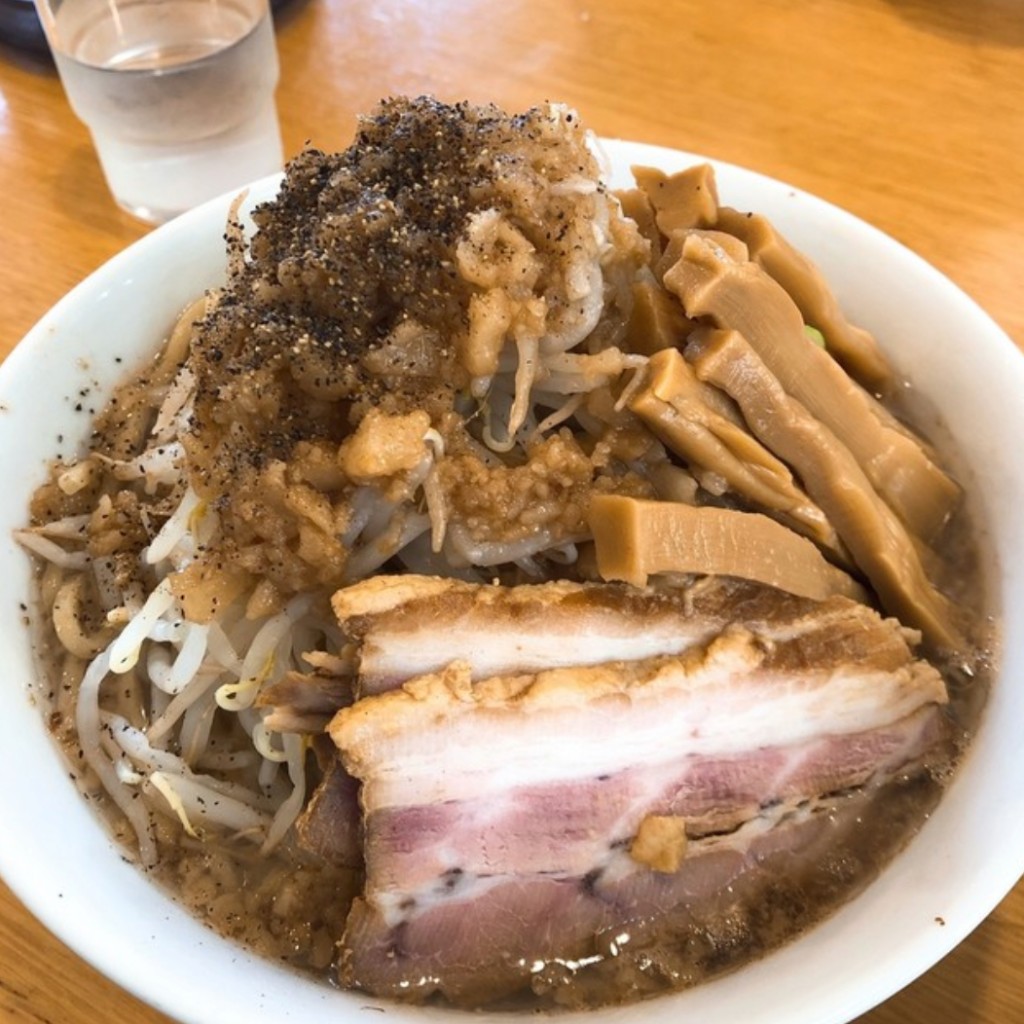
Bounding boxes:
[1,139,1023,1024]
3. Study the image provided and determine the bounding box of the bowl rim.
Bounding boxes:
[1,137,1022,1024]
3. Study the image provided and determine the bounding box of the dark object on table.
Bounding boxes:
[0,0,301,58]
[0,0,48,55]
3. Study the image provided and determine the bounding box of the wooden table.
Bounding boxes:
[1,0,1022,1020]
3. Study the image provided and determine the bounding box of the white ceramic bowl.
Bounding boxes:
[2,140,1023,1024]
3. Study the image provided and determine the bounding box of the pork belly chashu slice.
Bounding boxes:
[331,572,860,695]
[265,574,752,731]
[328,590,950,1004]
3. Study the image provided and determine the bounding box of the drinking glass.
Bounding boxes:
[33,0,285,223]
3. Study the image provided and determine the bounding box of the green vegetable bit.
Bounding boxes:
[803,324,827,349]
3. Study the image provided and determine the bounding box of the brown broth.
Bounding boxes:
[28,532,995,1010]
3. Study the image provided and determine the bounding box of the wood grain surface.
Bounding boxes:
[1,1,1022,1021]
